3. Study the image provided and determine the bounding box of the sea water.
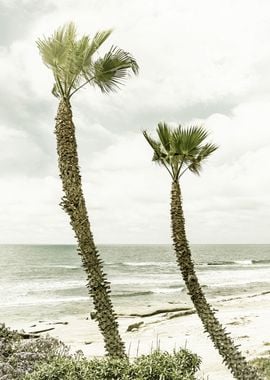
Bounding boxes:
[1,244,269,324]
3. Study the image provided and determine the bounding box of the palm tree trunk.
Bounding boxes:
[170,180,261,380]
[54,99,126,358]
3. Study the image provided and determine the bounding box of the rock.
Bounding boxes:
[90,312,97,320]
[126,321,144,332]
[84,341,93,345]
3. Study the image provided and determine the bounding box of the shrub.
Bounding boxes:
[0,323,20,357]
[23,356,131,380]
[131,349,201,380]
[1,324,201,380]
[0,324,69,380]
[24,349,200,380]
[251,356,270,379]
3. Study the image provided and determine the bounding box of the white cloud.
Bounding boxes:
[0,0,269,243]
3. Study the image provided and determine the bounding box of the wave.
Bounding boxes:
[31,265,81,270]
[50,265,80,270]
[111,277,181,285]
[113,287,183,297]
[109,259,270,268]
[47,264,82,270]
[121,261,176,268]
[207,279,270,288]
[14,280,85,294]
[152,287,183,294]
[0,295,89,307]
[207,259,270,266]
[252,259,270,265]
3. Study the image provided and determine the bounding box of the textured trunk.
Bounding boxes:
[54,99,126,358]
[170,180,261,380]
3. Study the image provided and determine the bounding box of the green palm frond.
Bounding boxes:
[143,130,173,177]
[186,159,202,176]
[37,23,139,99]
[37,22,78,97]
[184,142,218,176]
[156,122,172,153]
[143,131,163,161]
[197,142,218,160]
[37,23,76,70]
[143,123,217,180]
[93,46,139,93]
[177,126,208,154]
[86,30,113,58]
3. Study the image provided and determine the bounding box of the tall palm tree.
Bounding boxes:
[37,22,138,358]
[143,122,261,380]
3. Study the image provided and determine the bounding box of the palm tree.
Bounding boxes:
[143,122,261,380]
[37,22,138,358]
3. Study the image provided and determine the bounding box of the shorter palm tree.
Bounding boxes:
[143,122,261,380]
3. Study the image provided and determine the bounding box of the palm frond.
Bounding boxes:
[183,142,218,176]
[37,23,76,70]
[144,123,217,180]
[143,130,173,177]
[37,23,139,99]
[37,22,79,97]
[93,46,139,93]
[143,131,164,161]
[197,143,218,160]
[88,30,112,58]
[178,126,208,154]
[156,122,172,153]
[186,159,202,176]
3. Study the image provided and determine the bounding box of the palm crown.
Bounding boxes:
[143,122,218,180]
[37,22,139,100]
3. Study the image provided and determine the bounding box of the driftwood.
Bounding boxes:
[28,327,55,334]
[129,307,192,318]
[48,321,68,325]
[167,310,195,319]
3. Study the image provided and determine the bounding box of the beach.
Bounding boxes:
[1,244,270,378]
[9,291,270,379]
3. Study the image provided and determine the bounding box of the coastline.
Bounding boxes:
[9,291,270,380]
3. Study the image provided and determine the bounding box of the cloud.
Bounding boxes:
[0,0,269,243]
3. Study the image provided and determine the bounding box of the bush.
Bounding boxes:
[132,349,201,380]
[0,324,69,380]
[1,324,201,380]
[24,349,200,380]
[251,356,270,379]
[23,356,131,380]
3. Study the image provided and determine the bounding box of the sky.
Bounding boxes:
[0,0,269,244]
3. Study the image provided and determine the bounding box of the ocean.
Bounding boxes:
[1,244,270,324]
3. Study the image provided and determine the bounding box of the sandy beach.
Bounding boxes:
[10,291,270,380]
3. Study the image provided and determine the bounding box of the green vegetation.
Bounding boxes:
[143,122,262,380]
[0,324,200,380]
[131,349,201,380]
[24,349,200,380]
[0,324,68,380]
[251,356,270,379]
[37,22,138,358]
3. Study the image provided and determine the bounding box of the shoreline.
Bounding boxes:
[8,291,270,379]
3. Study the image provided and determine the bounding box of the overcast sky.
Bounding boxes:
[0,0,269,244]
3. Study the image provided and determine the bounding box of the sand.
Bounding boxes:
[11,291,270,380]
